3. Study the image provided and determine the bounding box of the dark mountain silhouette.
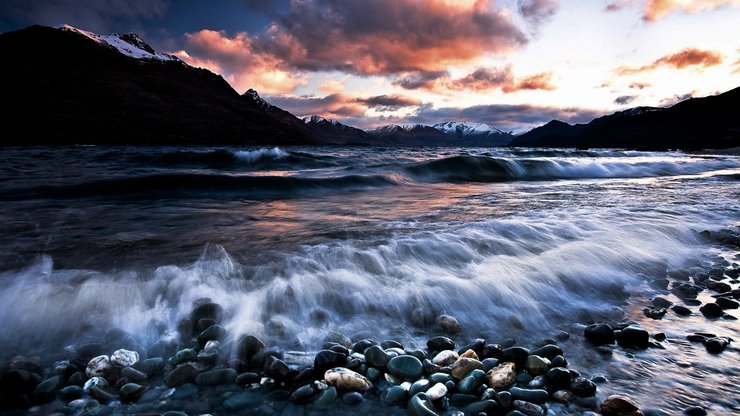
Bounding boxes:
[511,89,740,149]
[301,115,371,145]
[0,25,320,145]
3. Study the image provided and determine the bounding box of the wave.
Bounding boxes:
[0,172,398,200]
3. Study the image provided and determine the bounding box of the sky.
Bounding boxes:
[1,0,739,132]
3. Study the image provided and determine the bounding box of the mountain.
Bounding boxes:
[432,121,513,146]
[301,115,370,145]
[511,89,740,149]
[0,25,320,145]
[366,124,452,146]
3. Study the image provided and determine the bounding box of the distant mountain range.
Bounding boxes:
[0,25,737,149]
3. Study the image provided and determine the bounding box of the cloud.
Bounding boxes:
[401,66,557,93]
[642,0,739,21]
[503,71,556,93]
[172,29,306,94]
[617,48,723,74]
[356,95,422,111]
[319,78,346,94]
[265,93,420,119]
[518,0,559,24]
[629,82,651,89]
[614,95,637,105]
[393,71,450,90]
[0,0,168,33]
[658,91,694,106]
[605,1,632,12]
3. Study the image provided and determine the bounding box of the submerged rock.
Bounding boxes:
[699,303,723,318]
[601,394,643,416]
[617,325,649,349]
[585,324,614,345]
[436,314,462,333]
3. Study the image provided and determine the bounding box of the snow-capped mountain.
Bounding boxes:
[302,115,369,144]
[433,121,513,146]
[59,24,180,62]
[302,114,340,126]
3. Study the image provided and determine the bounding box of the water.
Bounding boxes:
[0,146,738,413]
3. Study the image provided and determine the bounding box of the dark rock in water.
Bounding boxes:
[323,331,352,348]
[364,345,391,368]
[329,344,349,355]
[235,371,261,386]
[164,363,197,387]
[450,357,484,380]
[342,391,363,405]
[652,297,673,308]
[458,338,485,356]
[650,278,669,290]
[699,303,723,318]
[427,336,455,352]
[407,392,439,416]
[196,324,225,348]
[643,307,667,319]
[76,343,106,361]
[406,348,427,361]
[481,357,499,371]
[570,377,597,397]
[585,323,615,345]
[672,283,699,299]
[457,369,485,394]
[497,390,513,407]
[672,305,692,316]
[314,350,346,372]
[683,299,702,306]
[601,394,643,416]
[381,340,403,349]
[409,379,431,396]
[551,355,568,368]
[716,297,739,309]
[289,384,315,404]
[195,368,237,385]
[705,280,731,293]
[530,344,562,360]
[683,406,707,416]
[32,375,61,402]
[450,393,478,406]
[500,346,529,368]
[89,386,117,403]
[171,348,197,366]
[617,325,649,349]
[668,270,690,281]
[383,385,409,405]
[482,343,503,359]
[546,367,572,390]
[513,399,545,416]
[223,392,263,411]
[121,366,147,381]
[59,385,83,400]
[195,318,217,333]
[704,337,730,353]
[352,339,376,353]
[265,356,290,380]
[133,357,165,376]
[653,333,666,342]
[315,386,337,407]
[436,314,461,333]
[509,386,548,404]
[463,399,501,415]
[388,355,423,380]
[191,302,223,328]
[237,335,265,364]
[686,333,710,343]
[119,383,147,403]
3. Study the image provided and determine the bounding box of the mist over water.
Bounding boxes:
[0,146,738,412]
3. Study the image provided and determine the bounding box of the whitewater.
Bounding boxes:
[0,146,738,413]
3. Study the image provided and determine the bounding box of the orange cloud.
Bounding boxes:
[503,71,556,93]
[266,93,421,120]
[643,0,739,21]
[172,30,306,94]
[403,66,556,93]
[616,48,723,74]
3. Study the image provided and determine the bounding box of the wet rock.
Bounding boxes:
[552,389,575,402]
[450,393,478,406]
[650,278,669,290]
[716,297,739,309]
[383,385,409,405]
[409,379,431,396]
[324,368,372,391]
[513,399,545,416]
[289,384,315,404]
[546,367,572,390]
[524,355,550,376]
[196,324,225,348]
[85,355,111,378]
[510,386,548,404]
[672,284,698,299]
[497,390,513,407]
[530,344,562,360]
[672,305,692,316]
[426,382,447,400]
[132,357,164,376]
[459,349,479,361]
[120,366,147,381]
[381,340,403,349]
[706,280,731,293]
[195,368,237,385]
[617,325,649,349]
[407,392,439,416]
[458,338,486,356]
[482,343,503,359]
[364,345,391,368]
[59,385,83,400]
[388,355,423,380]
[235,371,261,386]
[265,356,290,380]
[500,346,529,368]
[704,337,730,353]
[683,406,707,416]
[484,362,516,389]
[585,323,614,345]
[342,391,363,405]
[236,335,265,364]
[436,314,461,333]
[223,392,263,411]
[457,369,485,394]
[171,348,197,365]
[464,400,501,415]
[450,357,484,379]
[699,303,723,318]
[643,307,667,319]
[314,350,346,373]
[427,336,455,352]
[429,372,453,384]
[352,339,376,353]
[315,386,337,407]
[432,350,459,366]
[191,302,223,329]
[32,375,61,401]
[551,355,568,368]
[570,377,597,397]
[110,349,139,368]
[89,386,117,403]
[119,383,146,403]
[164,363,197,387]
[83,377,108,393]
[601,394,643,416]
[652,297,673,308]
[481,357,499,371]
[329,344,349,355]
[323,331,352,348]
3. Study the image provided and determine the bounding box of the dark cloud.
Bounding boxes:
[629,82,651,89]
[265,92,420,118]
[445,66,556,93]
[357,95,422,111]
[658,92,694,107]
[614,95,637,105]
[0,0,168,33]
[617,48,724,74]
[393,71,450,90]
[518,0,559,24]
[604,1,632,12]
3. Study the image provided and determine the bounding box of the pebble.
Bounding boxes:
[683,406,707,416]
[342,391,364,405]
[314,350,347,372]
[450,357,484,379]
[509,386,548,404]
[83,377,108,393]
[716,297,739,309]
[530,344,562,360]
[324,367,372,391]
[427,336,455,352]
[497,390,513,407]
[704,337,730,353]
[315,386,337,407]
[672,305,693,316]
[500,346,529,368]
[383,385,409,405]
[85,355,111,378]
[601,394,643,416]
[195,368,237,385]
[119,383,146,402]
[110,349,139,368]
[570,377,597,397]
[585,323,614,345]
[513,399,545,416]
[289,385,315,403]
[436,314,462,333]
[617,325,649,349]
[432,350,459,366]
[409,379,431,396]
[484,362,516,389]
[426,382,448,400]
[546,367,572,390]
[407,392,439,416]
[699,303,723,318]
[164,363,197,387]
[388,355,423,380]
[364,345,391,368]
[524,355,550,376]
[457,369,485,394]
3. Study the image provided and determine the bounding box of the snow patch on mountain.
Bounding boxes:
[433,121,507,136]
[244,89,273,110]
[302,115,341,126]
[59,24,180,62]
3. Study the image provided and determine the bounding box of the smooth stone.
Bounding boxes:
[89,386,116,403]
[551,355,567,368]
[450,393,478,406]
[458,338,486,356]
[643,307,667,319]
[672,305,693,316]
[85,355,111,378]
[236,335,265,363]
[110,349,139,368]
[323,331,352,348]
[132,357,164,376]
[464,400,501,415]
[265,356,290,380]
[119,383,146,403]
[497,390,512,407]
[384,385,409,405]
[164,363,197,387]
[195,368,237,385]
[381,340,403,349]
[654,333,667,342]
[191,302,223,326]
[617,325,649,349]
[59,385,83,400]
[385,372,402,385]
[314,350,347,372]
[352,339,376,353]
[388,355,423,380]
[328,343,348,354]
[120,366,147,381]
[405,348,427,361]
[482,343,503,359]
[592,375,609,383]
[342,391,363,405]
[585,324,615,345]
[672,283,699,299]
[315,386,337,407]
[552,389,575,402]
[546,367,572,390]
[407,392,439,416]
[458,369,485,394]
[432,350,459,366]
[222,392,263,411]
[364,345,391,368]
[529,344,562,360]
[570,377,597,397]
[528,375,546,388]
[651,297,673,308]
[427,336,455,352]
[172,348,197,365]
[235,371,261,386]
[524,355,550,376]
[409,379,431,396]
[436,314,461,333]
[366,367,382,381]
[429,372,454,384]
[699,303,723,318]
[601,395,644,416]
[683,406,707,416]
[289,385,315,403]
[481,357,499,372]
[33,375,61,401]
[704,337,730,353]
[509,386,548,404]
[450,357,484,380]
[706,280,732,292]
[500,347,529,368]
[426,382,447,400]
[716,297,739,309]
[324,367,373,391]
[513,399,545,416]
[197,324,225,348]
[485,362,516,389]
[517,372,533,385]
[459,349,479,360]
[83,377,108,393]
[171,383,198,399]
